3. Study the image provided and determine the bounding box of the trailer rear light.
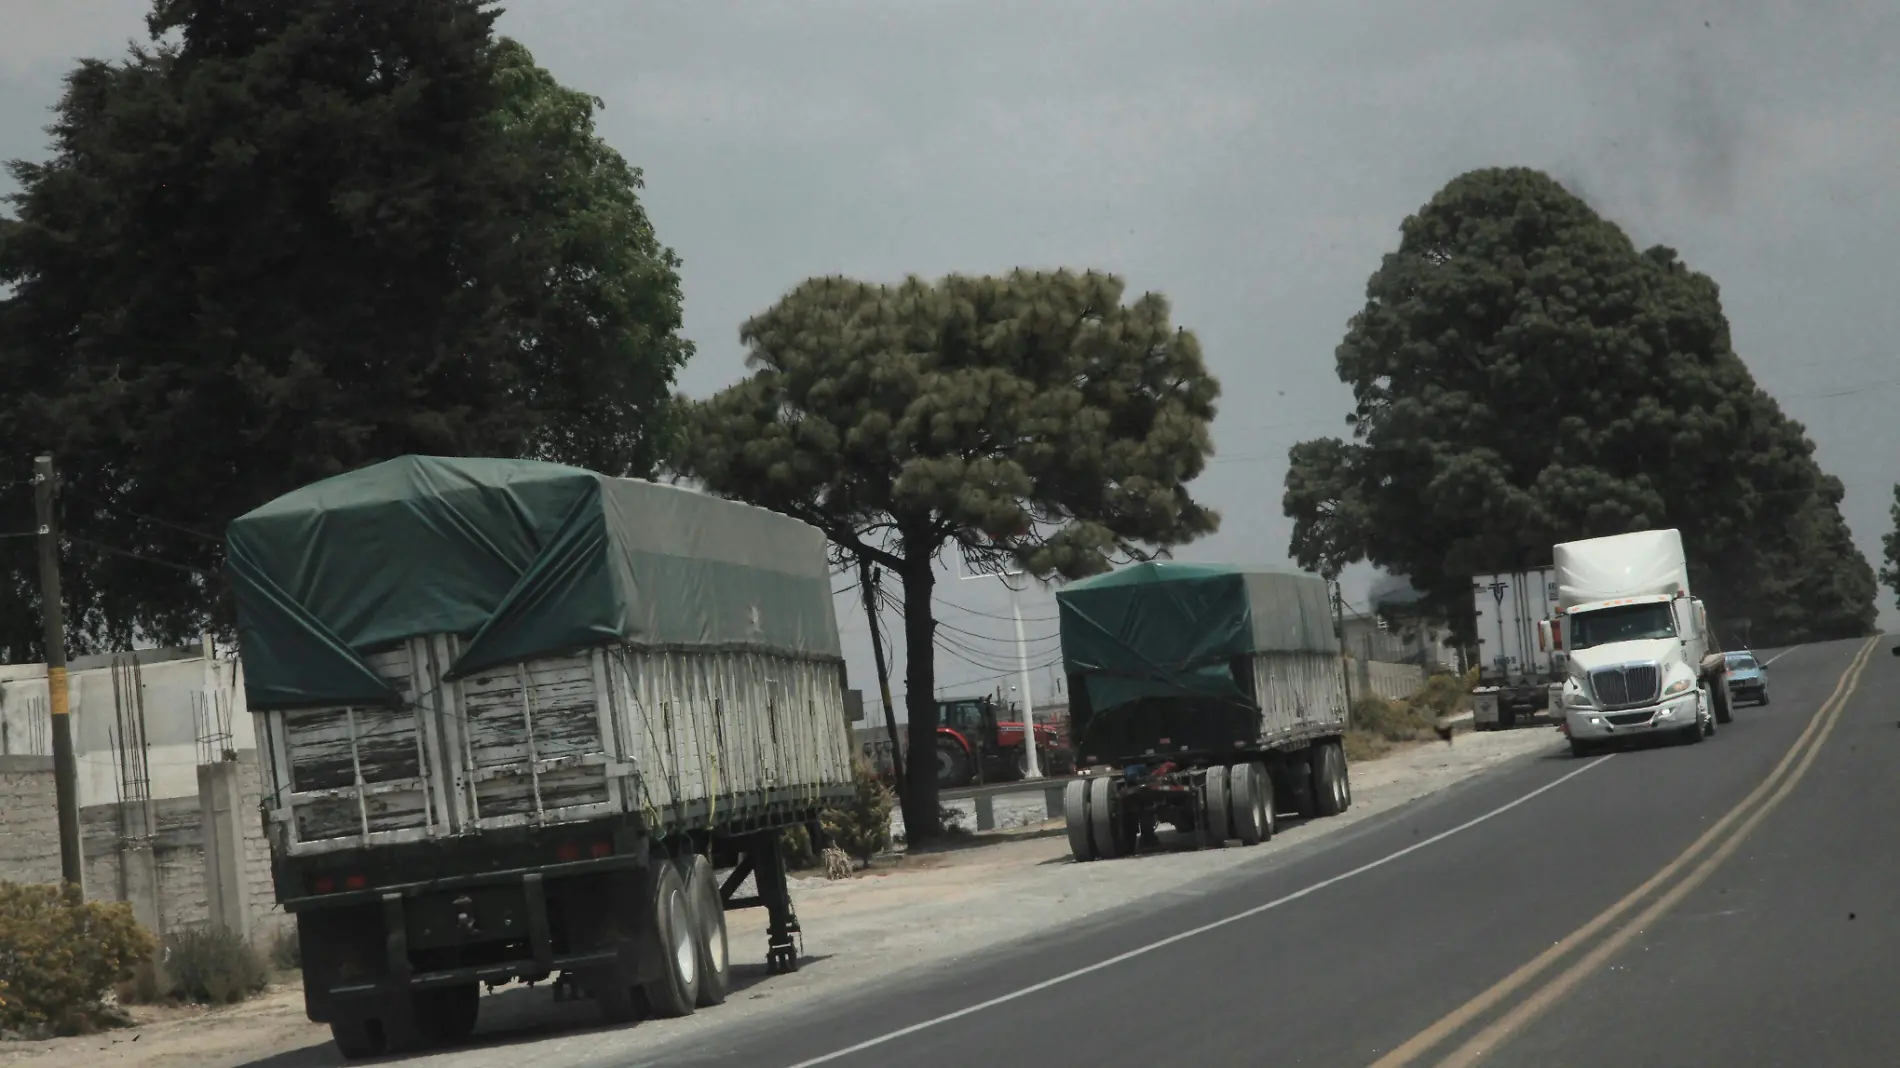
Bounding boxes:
[343,874,367,891]
[589,841,613,858]
[312,875,336,894]
[556,841,582,862]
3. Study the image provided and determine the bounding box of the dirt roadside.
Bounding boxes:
[0,725,1564,1068]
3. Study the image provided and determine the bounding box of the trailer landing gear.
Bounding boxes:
[721,831,803,975]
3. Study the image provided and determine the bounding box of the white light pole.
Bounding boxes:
[958,564,1042,780]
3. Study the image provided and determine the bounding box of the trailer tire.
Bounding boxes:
[1229,763,1269,845]
[1203,765,1232,846]
[414,983,480,1046]
[1312,743,1347,818]
[1064,778,1095,862]
[677,854,729,1007]
[640,860,701,1018]
[1086,774,1122,859]
[329,1014,384,1060]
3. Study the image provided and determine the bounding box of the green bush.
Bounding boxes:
[780,761,898,868]
[779,823,818,870]
[0,881,154,1035]
[1407,672,1472,720]
[162,925,268,1005]
[819,762,896,865]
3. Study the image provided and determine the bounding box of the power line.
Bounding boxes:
[64,536,205,576]
[63,489,221,544]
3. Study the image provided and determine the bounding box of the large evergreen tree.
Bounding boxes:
[1284,167,1874,646]
[0,0,689,656]
[677,270,1219,841]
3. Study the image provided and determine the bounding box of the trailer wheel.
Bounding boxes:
[1086,774,1122,859]
[1228,763,1267,845]
[1203,765,1232,846]
[413,983,480,1046]
[1312,743,1347,818]
[1339,747,1353,810]
[329,1014,384,1060]
[1254,763,1278,840]
[640,860,701,1017]
[1063,778,1095,862]
[677,854,730,1007]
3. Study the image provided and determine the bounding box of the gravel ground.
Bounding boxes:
[0,725,1563,1068]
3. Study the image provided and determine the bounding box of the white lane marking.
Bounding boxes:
[782,755,1613,1068]
[1763,646,1802,665]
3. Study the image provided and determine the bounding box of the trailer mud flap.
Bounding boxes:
[382,892,411,983]
[524,873,554,977]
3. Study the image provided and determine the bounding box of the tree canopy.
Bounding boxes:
[0,0,689,658]
[678,269,1219,838]
[1881,486,1900,610]
[1283,167,1874,647]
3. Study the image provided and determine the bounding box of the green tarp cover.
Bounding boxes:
[226,455,841,710]
[1056,562,1337,715]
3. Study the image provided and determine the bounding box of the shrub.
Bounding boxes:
[1408,672,1472,720]
[779,823,818,870]
[1352,694,1433,742]
[267,925,301,972]
[162,925,268,1005]
[819,761,896,866]
[1342,729,1392,763]
[0,881,154,1035]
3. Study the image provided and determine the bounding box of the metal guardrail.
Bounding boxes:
[939,775,1086,831]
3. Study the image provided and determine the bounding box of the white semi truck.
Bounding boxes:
[1538,529,1733,757]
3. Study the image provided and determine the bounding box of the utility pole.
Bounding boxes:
[857,558,904,793]
[1334,578,1355,713]
[1005,574,1042,779]
[34,455,84,891]
[957,562,1041,780]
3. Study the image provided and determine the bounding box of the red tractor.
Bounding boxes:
[934,695,1075,789]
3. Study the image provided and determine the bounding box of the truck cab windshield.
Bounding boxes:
[1568,602,1677,650]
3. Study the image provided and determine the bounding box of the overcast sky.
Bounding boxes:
[4,1,1896,715]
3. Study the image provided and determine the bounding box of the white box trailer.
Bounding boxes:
[228,456,855,1059]
[1470,567,1560,725]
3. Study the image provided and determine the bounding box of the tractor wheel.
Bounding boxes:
[935,737,973,789]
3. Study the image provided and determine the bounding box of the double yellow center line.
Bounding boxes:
[1370,635,1880,1068]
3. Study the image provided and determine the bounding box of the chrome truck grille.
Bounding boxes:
[1589,663,1661,709]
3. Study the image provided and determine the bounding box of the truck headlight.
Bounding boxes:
[1663,678,1694,697]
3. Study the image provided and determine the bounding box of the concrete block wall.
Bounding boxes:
[0,756,60,886]
[237,756,291,939]
[0,751,280,940]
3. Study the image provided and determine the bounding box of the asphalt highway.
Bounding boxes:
[630,636,1893,1068]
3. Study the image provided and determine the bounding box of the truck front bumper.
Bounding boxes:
[1564,691,1702,741]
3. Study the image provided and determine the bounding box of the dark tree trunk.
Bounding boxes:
[898,555,941,845]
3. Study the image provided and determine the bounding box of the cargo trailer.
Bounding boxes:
[228,456,856,1057]
[1054,563,1352,862]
